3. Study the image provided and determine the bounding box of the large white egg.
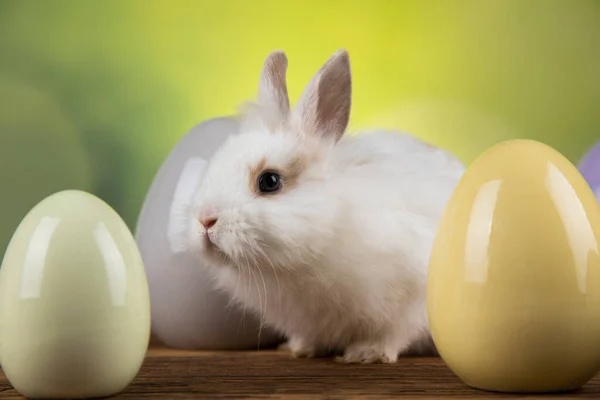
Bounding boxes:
[135,116,280,350]
[0,190,150,399]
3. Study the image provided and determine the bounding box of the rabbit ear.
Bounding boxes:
[293,49,351,142]
[258,50,291,121]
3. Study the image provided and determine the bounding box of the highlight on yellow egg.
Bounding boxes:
[427,139,600,393]
[0,189,150,399]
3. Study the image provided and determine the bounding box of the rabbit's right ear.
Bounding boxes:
[258,50,291,123]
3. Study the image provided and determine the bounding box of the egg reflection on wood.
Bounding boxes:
[135,117,280,350]
[428,139,600,393]
[0,190,150,399]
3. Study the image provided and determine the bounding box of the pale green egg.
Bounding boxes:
[0,190,150,399]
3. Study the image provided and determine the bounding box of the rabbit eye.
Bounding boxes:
[258,171,282,194]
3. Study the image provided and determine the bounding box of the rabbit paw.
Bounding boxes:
[337,341,399,364]
[280,336,325,358]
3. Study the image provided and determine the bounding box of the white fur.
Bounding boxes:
[186,50,465,363]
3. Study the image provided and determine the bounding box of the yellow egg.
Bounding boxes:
[427,139,600,393]
[0,190,150,399]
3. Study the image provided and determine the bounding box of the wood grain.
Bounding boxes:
[1,346,599,399]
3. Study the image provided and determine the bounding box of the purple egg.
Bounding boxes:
[578,141,600,199]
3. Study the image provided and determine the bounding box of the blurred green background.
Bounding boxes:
[1,0,600,258]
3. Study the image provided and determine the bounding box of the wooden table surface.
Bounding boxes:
[1,345,600,399]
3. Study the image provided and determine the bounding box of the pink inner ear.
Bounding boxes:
[292,50,352,142]
[315,71,351,141]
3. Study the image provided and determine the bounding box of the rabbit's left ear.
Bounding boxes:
[293,49,352,142]
[258,50,291,122]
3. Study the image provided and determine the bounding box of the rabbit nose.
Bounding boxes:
[200,216,218,230]
[199,205,219,229]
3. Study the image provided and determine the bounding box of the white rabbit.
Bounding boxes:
[187,49,465,363]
